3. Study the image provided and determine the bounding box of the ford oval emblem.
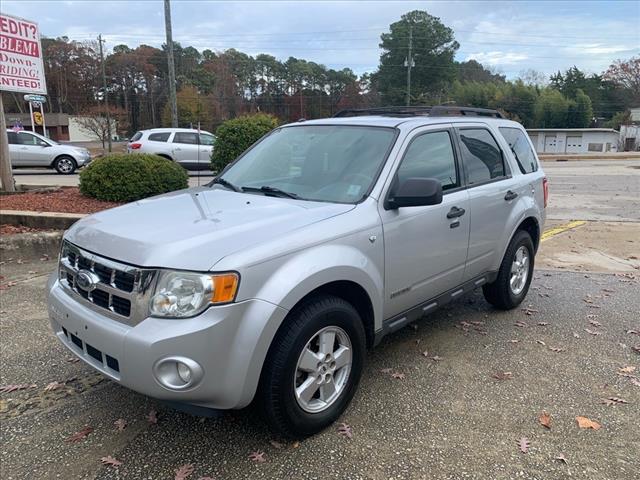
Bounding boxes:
[76,270,100,292]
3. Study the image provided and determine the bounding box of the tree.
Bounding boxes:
[374,10,459,105]
[162,85,210,129]
[566,89,593,128]
[76,106,129,150]
[456,60,505,84]
[604,56,640,106]
[534,89,569,128]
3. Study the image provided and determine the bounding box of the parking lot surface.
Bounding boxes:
[1,158,639,479]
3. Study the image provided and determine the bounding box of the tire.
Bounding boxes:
[53,155,77,174]
[259,294,366,438]
[483,230,535,310]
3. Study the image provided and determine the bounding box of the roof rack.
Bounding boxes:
[333,105,504,119]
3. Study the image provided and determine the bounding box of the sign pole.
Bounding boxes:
[28,101,35,132]
[0,94,16,192]
[40,102,47,137]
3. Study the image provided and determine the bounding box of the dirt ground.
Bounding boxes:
[538,221,640,273]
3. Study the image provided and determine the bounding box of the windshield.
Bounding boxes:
[219,125,396,203]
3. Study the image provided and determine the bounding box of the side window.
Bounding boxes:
[200,133,215,146]
[173,132,199,145]
[396,131,458,191]
[458,128,505,185]
[148,132,171,142]
[130,131,143,141]
[7,132,19,144]
[18,132,40,145]
[499,127,538,174]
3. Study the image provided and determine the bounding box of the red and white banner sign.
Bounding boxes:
[0,13,47,94]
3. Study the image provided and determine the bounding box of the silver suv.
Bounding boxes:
[127,128,215,170]
[7,129,92,174]
[47,106,546,437]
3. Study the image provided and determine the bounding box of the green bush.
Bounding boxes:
[210,113,279,173]
[79,153,189,202]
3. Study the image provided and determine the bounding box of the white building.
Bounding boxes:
[526,128,619,154]
[68,116,118,142]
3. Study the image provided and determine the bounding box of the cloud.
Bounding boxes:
[465,51,529,66]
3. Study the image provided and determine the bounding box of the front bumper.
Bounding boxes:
[47,274,288,409]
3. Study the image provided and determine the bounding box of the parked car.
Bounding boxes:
[6,129,92,174]
[127,128,216,170]
[47,106,547,437]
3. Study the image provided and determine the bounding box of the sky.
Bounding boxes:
[1,0,639,79]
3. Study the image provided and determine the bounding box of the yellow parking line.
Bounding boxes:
[541,220,587,243]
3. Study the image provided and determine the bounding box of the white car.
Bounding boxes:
[127,128,215,170]
[6,129,92,174]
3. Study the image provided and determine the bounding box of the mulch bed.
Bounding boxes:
[0,187,121,214]
[0,224,56,235]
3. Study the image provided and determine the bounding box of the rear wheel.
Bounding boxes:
[260,294,366,438]
[53,155,77,174]
[483,230,534,310]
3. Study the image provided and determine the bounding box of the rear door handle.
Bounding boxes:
[447,206,466,219]
[504,190,518,201]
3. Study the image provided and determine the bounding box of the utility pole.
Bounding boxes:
[404,25,414,106]
[98,34,112,153]
[164,0,178,127]
[0,94,16,192]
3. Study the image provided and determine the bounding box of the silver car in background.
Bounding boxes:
[127,128,215,170]
[6,129,92,174]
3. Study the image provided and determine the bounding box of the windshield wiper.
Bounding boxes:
[210,177,242,192]
[243,185,301,199]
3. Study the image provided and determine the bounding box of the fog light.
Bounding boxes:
[177,362,192,383]
[153,356,203,391]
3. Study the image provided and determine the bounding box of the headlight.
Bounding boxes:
[149,271,239,318]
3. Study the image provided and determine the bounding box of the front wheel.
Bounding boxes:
[53,156,77,174]
[259,294,366,438]
[483,230,535,310]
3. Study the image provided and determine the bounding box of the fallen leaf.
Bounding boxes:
[174,463,194,480]
[536,340,546,346]
[380,368,393,374]
[429,355,443,362]
[633,345,640,354]
[391,372,405,379]
[537,322,549,326]
[573,332,581,339]
[65,426,94,442]
[249,451,266,463]
[114,419,127,431]
[576,416,601,430]
[539,412,552,429]
[618,366,636,374]
[101,456,122,468]
[589,319,602,327]
[66,357,80,363]
[584,328,601,336]
[555,453,568,464]
[421,350,430,357]
[521,308,539,316]
[269,440,284,449]
[146,409,158,424]
[548,346,566,353]
[0,383,36,393]
[44,381,64,391]
[492,371,512,381]
[514,321,528,328]
[518,437,530,453]
[601,397,628,406]
[291,441,300,448]
[509,339,520,344]
[337,422,353,439]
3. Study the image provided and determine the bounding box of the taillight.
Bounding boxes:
[130,143,142,149]
[542,177,549,208]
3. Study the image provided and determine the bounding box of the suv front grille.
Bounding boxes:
[59,241,156,325]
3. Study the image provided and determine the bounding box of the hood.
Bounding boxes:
[66,187,354,271]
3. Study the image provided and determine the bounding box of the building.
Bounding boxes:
[526,128,619,154]
[620,125,640,151]
[5,112,118,142]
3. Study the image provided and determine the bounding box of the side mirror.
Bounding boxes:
[387,177,443,209]
[39,141,49,147]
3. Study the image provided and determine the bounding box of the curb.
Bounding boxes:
[0,210,85,230]
[0,231,64,260]
[539,153,640,162]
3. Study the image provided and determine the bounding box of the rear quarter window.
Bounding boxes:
[130,131,143,141]
[499,127,538,174]
[148,132,171,142]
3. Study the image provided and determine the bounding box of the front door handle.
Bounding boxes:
[504,190,518,201]
[447,206,466,219]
